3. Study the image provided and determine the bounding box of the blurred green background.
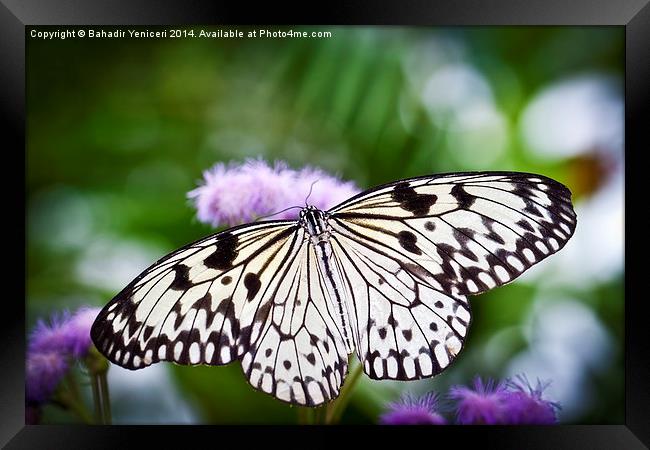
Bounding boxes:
[27,26,624,424]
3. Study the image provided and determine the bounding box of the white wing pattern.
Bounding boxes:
[91,221,349,405]
[328,172,576,381]
[91,171,576,406]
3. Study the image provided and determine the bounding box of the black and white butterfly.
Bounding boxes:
[91,171,576,406]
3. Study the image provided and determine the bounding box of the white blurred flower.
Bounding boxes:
[75,236,164,291]
[520,74,623,160]
[417,62,510,168]
[421,64,494,119]
[108,364,197,424]
[402,37,466,91]
[28,187,95,252]
[446,102,509,168]
[507,298,615,421]
[526,298,614,371]
[506,346,588,421]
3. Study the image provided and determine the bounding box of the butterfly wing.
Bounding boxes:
[328,171,576,379]
[90,220,348,405]
[240,235,350,406]
[328,230,470,380]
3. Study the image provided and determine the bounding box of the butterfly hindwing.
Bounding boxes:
[240,236,349,406]
[329,227,470,379]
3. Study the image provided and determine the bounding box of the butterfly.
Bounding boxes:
[90,171,576,407]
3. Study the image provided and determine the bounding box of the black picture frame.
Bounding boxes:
[4,0,647,448]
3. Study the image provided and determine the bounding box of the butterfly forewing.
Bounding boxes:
[91,221,297,368]
[330,172,577,296]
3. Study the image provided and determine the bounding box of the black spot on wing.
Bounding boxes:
[400,261,432,282]
[255,300,273,324]
[450,184,475,209]
[170,265,193,291]
[402,329,413,341]
[243,272,261,301]
[510,183,547,217]
[397,230,421,255]
[391,182,437,216]
[195,293,222,329]
[516,219,535,233]
[142,325,154,341]
[204,232,239,270]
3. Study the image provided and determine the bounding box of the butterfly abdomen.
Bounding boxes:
[300,206,355,354]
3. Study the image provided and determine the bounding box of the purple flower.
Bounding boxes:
[448,375,560,425]
[29,307,101,358]
[449,376,509,425]
[187,158,360,227]
[26,351,68,404]
[501,375,559,424]
[65,307,101,358]
[29,310,74,355]
[26,306,102,405]
[379,392,446,425]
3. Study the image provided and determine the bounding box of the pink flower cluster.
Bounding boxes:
[188,159,360,227]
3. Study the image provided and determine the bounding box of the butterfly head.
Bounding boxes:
[299,205,330,239]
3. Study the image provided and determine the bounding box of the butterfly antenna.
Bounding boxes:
[255,205,303,222]
[305,179,320,206]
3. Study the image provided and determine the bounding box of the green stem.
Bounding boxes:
[89,373,102,423]
[85,345,112,424]
[89,370,112,424]
[324,360,364,424]
[297,407,308,424]
[97,371,112,424]
[313,405,325,424]
[297,403,329,425]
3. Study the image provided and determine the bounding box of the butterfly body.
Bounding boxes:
[300,206,355,353]
[91,171,577,406]
[299,205,331,245]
